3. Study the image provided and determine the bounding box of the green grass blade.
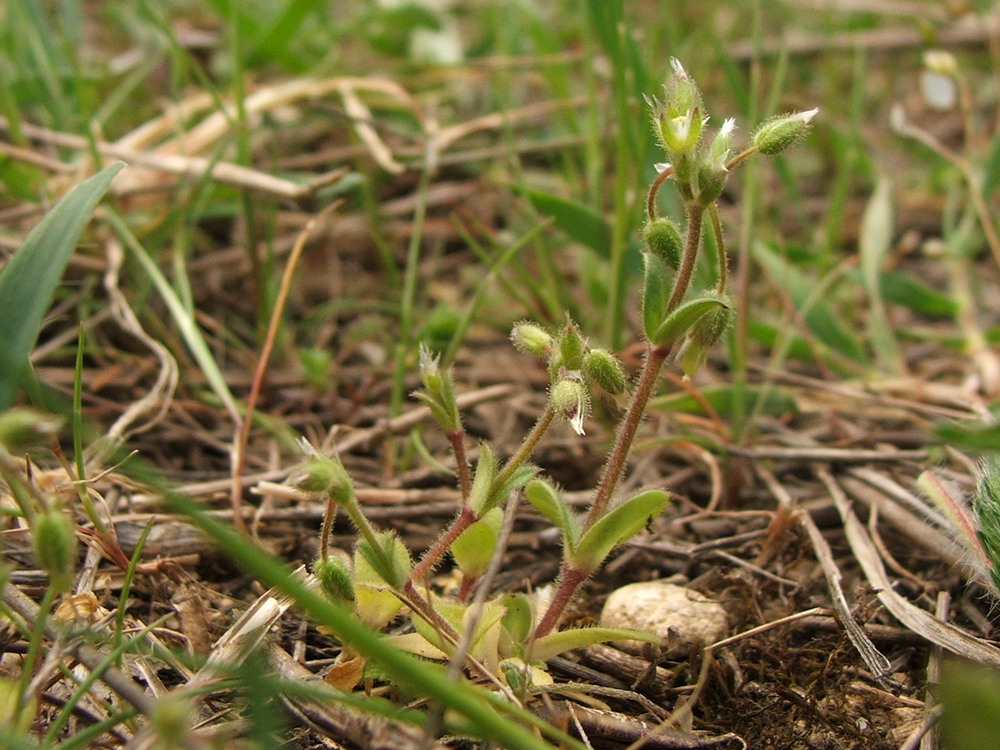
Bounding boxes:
[105,209,241,423]
[859,177,903,373]
[0,162,124,411]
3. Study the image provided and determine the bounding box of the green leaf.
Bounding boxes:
[0,162,124,410]
[642,252,673,342]
[451,508,502,577]
[869,270,957,318]
[530,625,660,662]
[754,243,866,363]
[572,490,669,572]
[481,461,539,516]
[468,445,498,515]
[514,186,610,259]
[524,479,581,552]
[651,294,728,347]
[651,384,798,419]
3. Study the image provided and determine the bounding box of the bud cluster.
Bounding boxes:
[511,318,628,435]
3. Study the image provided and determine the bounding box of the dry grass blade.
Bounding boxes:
[819,468,1000,668]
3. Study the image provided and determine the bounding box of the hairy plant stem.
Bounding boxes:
[645,165,675,221]
[319,495,337,560]
[708,202,728,295]
[410,505,477,583]
[409,405,556,583]
[531,566,586,642]
[493,404,555,491]
[447,430,472,500]
[536,203,706,638]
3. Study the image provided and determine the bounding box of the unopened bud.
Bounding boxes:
[643,218,683,268]
[555,321,586,372]
[679,301,734,376]
[294,455,350,495]
[33,510,78,593]
[314,554,355,605]
[510,322,552,357]
[583,349,627,395]
[0,409,63,454]
[751,108,818,155]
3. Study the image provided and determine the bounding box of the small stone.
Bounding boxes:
[600,581,728,657]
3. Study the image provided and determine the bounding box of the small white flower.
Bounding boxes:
[794,107,820,124]
[719,117,736,136]
[670,57,687,77]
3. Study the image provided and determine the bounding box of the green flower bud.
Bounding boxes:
[314,553,355,605]
[33,510,78,593]
[510,322,553,357]
[642,218,683,268]
[751,108,819,155]
[0,409,63,454]
[149,692,192,747]
[679,300,734,376]
[416,344,461,434]
[555,321,586,372]
[550,378,589,436]
[294,455,351,495]
[694,117,736,205]
[583,349,627,395]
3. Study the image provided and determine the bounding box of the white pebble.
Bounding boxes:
[600,581,729,657]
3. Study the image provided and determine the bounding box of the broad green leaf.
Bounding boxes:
[355,532,410,590]
[651,294,728,347]
[468,445,498,515]
[572,490,669,572]
[0,162,124,410]
[530,626,660,662]
[500,593,533,645]
[642,252,673,342]
[524,478,581,551]
[754,243,867,363]
[451,507,502,577]
[514,186,610,258]
[869,270,957,317]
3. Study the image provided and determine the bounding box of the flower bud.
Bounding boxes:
[416,343,461,434]
[294,455,350,495]
[751,108,818,155]
[33,510,78,593]
[642,218,683,268]
[679,301,734,376]
[550,378,589,436]
[554,321,586,372]
[313,553,355,605]
[510,322,552,357]
[583,349,626,395]
[0,409,63,454]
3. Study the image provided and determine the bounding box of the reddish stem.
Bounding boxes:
[532,566,587,640]
[410,505,477,583]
